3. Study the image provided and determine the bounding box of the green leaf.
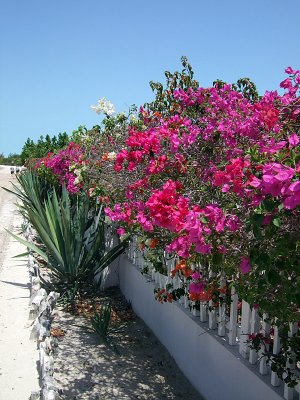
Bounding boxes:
[267,270,280,285]
[212,252,223,266]
[253,225,262,239]
[12,251,31,258]
[272,218,281,228]
[263,199,275,212]
[252,213,264,226]
[6,229,49,263]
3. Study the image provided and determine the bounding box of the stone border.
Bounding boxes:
[24,223,60,400]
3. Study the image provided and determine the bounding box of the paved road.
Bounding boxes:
[0,166,39,399]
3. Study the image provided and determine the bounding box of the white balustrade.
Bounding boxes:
[284,322,298,400]
[199,301,207,322]
[123,234,300,398]
[271,324,281,387]
[249,307,260,364]
[228,286,238,345]
[259,314,270,375]
[218,277,226,337]
[192,302,200,317]
[239,300,251,359]
[208,300,217,330]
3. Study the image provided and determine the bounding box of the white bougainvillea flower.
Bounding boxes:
[90,97,115,116]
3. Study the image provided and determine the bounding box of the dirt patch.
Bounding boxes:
[51,287,204,400]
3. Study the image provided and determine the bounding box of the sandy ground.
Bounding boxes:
[52,290,204,400]
[0,165,40,399]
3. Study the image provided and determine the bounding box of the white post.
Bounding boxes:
[218,277,226,337]
[249,307,260,364]
[132,237,137,265]
[284,322,298,400]
[199,301,207,322]
[127,240,132,261]
[157,272,162,286]
[151,268,156,281]
[135,249,142,269]
[192,302,200,316]
[228,286,238,345]
[208,267,217,329]
[183,277,189,308]
[271,323,281,387]
[259,313,270,375]
[208,300,217,330]
[239,300,251,358]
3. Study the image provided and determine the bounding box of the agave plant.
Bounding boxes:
[90,302,112,340]
[7,174,127,291]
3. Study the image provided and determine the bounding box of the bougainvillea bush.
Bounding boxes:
[30,58,300,383]
[103,61,300,317]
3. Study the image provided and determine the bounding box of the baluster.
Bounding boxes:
[208,299,217,329]
[159,273,165,288]
[190,263,196,315]
[218,277,226,337]
[208,268,217,329]
[183,277,189,309]
[239,300,251,358]
[196,262,206,321]
[132,237,137,265]
[177,276,184,305]
[249,307,260,364]
[192,301,200,316]
[135,248,141,268]
[271,323,281,387]
[228,286,238,345]
[199,301,207,322]
[284,322,298,400]
[126,240,131,260]
[151,267,156,282]
[146,261,152,277]
[155,271,160,286]
[139,249,145,270]
[128,239,134,261]
[165,258,173,287]
[259,313,270,375]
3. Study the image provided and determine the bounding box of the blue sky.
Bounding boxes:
[0,0,299,156]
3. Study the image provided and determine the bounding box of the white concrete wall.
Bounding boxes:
[118,255,283,400]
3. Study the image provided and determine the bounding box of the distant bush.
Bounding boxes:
[0,153,22,166]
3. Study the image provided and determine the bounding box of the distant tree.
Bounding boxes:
[57,132,69,149]
[20,138,35,164]
[20,132,70,164]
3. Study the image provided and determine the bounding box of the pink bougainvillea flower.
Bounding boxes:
[240,257,251,274]
[218,245,227,254]
[285,66,299,75]
[283,193,300,209]
[280,78,293,89]
[191,271,202,280]
[288,133,300,148]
